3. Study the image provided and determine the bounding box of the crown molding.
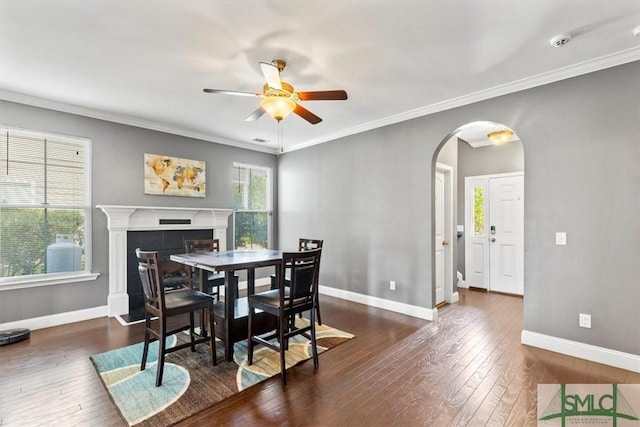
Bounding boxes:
[0,90,277,155]
[286,48,640,153]
[2,48,638,155]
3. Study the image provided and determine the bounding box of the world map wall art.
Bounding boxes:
[144,153,206,197]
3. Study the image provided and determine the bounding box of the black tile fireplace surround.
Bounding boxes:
[123,228,213,322]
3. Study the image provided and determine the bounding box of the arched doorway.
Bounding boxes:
[432,121,525,309]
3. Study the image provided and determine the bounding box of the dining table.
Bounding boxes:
[170,249,283,361]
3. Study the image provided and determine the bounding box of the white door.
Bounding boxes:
[489,175,524,294]
[464,177,489,289]
[435,170,445,304]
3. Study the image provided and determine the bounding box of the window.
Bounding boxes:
[473,187,484,236]
[232,163,271,249]
[0,127,92,284]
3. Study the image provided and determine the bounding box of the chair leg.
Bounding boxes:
[207,308,217,366]
[316,295,322,325]
[140,314,151,371]
[247,303,254,366]
[156,318,167,387]
[310,306,319,369]
[189,311,197,352]
[199,306,208,338]
[279,313,287,386]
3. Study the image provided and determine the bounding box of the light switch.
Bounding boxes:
[556,232,567,245]
[457,225,464,232]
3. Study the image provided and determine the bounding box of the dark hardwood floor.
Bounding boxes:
[1,289,638,426]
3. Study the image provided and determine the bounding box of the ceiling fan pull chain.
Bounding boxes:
[278,122,284,156]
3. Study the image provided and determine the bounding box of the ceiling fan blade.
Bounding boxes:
[203,88,261,97]
[259,62,282,90]
[294,103,322,125]
[245,106,266,122]
[297,90,348,101]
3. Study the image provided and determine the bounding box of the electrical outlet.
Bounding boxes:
[389,280,396,291]
[556,232,567,245]
[579,313,591,328]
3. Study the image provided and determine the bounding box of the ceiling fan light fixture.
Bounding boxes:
[487,129,514,145]
[261,96,296,121]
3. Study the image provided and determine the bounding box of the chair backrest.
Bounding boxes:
[185,239,220,254]
[278,248,322,308]
[136,248,165,312]
[298,239,323,290]
[298,238,323,251]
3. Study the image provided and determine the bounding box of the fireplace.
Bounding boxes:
[124,228,213,322]
[97,205,233,321]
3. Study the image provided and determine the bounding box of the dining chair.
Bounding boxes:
[248,247,323,386]
[184,239,239,300]
[136,248,218,387]
[271,238,324,325]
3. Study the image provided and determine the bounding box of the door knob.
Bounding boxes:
[442,240,449,246]
[490,238,496,242]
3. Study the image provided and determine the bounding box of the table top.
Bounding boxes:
[170,249,283,272]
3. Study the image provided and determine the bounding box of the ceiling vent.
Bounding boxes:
[550,33,572,47]
[252,138,268,143]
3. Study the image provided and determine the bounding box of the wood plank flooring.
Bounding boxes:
[1,289,638,426]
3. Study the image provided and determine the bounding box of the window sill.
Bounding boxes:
[0,272,100,291]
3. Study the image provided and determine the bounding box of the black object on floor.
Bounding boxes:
[0,328,30,345]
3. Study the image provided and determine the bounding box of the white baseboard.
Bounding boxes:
[521,330,640,373]
[457,280,469,289]
[448,291,459,304]
[319,285,437,321]
[0,305,108,332]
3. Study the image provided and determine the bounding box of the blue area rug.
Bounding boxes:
[91,319,354,426]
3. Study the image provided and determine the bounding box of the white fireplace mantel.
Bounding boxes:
[97,205,233,317]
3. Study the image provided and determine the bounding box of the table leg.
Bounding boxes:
[247,268,255,295]
[224,269,235,362]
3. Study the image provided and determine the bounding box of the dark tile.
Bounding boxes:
[127,231,143,252]
[162,230,184,250]
[140,231,162,250]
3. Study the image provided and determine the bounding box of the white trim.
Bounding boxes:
[436,163,454,306]
[0,91,277,154]
[521,330,640,373]
[3,50,638,155]
[0,272,100,291]
[448,291,459,304]
[457,279,469,289]
[0,125,95,291]
[0,305,108,331]
[286,49,640,153]
[96,205,233,317]
[465,171,524,180]
[319,285,437,321]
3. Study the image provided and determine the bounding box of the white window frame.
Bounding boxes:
[0,126,98,291]
[232,162,273,250]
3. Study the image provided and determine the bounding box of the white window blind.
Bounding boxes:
[0,127,91,280]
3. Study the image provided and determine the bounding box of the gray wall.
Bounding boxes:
[0,100,276,323]
[278,61,640,356]
[456,139,524,277]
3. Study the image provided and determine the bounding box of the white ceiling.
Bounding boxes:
[1,1,639,154]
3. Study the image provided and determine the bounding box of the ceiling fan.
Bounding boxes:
[203,59,347,125]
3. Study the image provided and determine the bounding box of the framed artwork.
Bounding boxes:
[144,153,206,197]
